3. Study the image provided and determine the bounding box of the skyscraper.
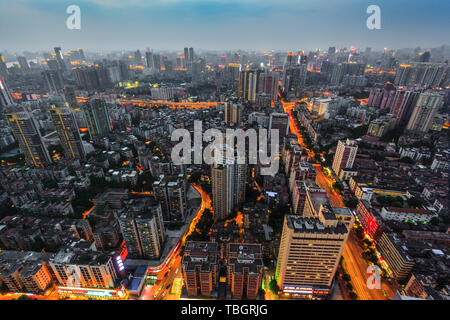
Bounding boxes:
[182,241,219,297]
[227,243,264,299]
[117,198,165,259]
[49,105,86,160]
[332,139,358,176]
[4,107,52,167]
[0,77,14,108]
[82,98,112,138]
[406,92,443,132]
[212,151,246,220]
[275,214,349,299]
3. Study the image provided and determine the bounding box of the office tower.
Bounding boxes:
[227,243,264,299]
[42,70,64,93]
[212,152,246,220]
[152,175,187,222]
[332,139,358,176]
[238,70,258,102]
[49,250,119,288]
[4,107,52,167]
[276,214,349,299]
[189,47,194,68]
[0,53,8,77]
[54,47,67,71]
[224,102,243,125]
[117,198,165,259]
[389,89,420,125]
[49,105,86,160]
[64,86,78,109]
[82,98,112,138]
[269,112,290,139]
[0,77,14,108]
[17,56,30,71]
[406,92,443,132]
[182,241,219,297]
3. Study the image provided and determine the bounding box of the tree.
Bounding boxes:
[407,197,423,208]
[349,291,358,300]
[344,197,358,209]
[342,273,351,282]
[268,278,280,295]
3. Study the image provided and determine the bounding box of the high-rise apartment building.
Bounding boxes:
[395,63,447,88]
[332,139,358,176]
[117,199,165,259]
[49,250,119,288]
[82,98,112,138]
[0,77,13,108]
[269,112,290,140]
[406,92,443,132]
[238,70,258,102]
[212,152,246,220]
[182,241,219,297]
[389,89,420,125]
[42,70,64,94]
[0,53,8,77]
[17,56,30,71]
[152,174,187,222]
[224,103,243,125]
[54,47,67,72]
[4,107,52,167]
[276,214,349,299]
[227,243,264,299]
[49,105,86,160]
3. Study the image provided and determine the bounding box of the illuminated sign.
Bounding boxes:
[86,291,112,297]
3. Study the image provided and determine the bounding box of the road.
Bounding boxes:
[281,97,396,300]
[314,165,345,207]
[342,233,395,300]
[141,183,212,300]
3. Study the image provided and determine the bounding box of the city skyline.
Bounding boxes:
[1,0,450,52]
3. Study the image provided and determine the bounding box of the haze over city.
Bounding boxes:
[1,0,450,51]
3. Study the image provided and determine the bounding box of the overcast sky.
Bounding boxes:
[1,0,449,53]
